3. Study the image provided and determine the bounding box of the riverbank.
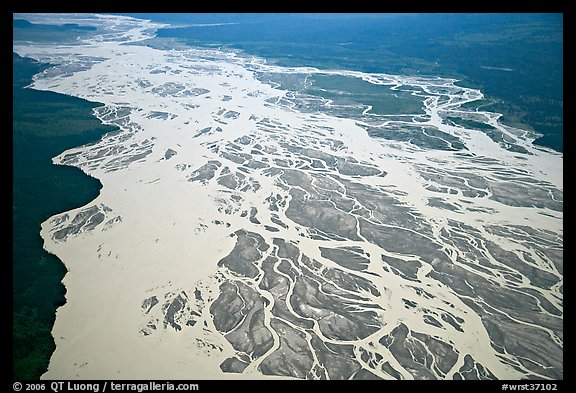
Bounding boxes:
[13,53,117,379]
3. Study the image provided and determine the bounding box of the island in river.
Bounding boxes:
[13,13,562,381]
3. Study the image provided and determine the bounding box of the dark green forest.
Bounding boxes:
[13,53,116,379]
[146,13,563,151]
[12,12,563,379]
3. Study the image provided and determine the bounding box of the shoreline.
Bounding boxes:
[13,14,562,380]
[12,54,117,379]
